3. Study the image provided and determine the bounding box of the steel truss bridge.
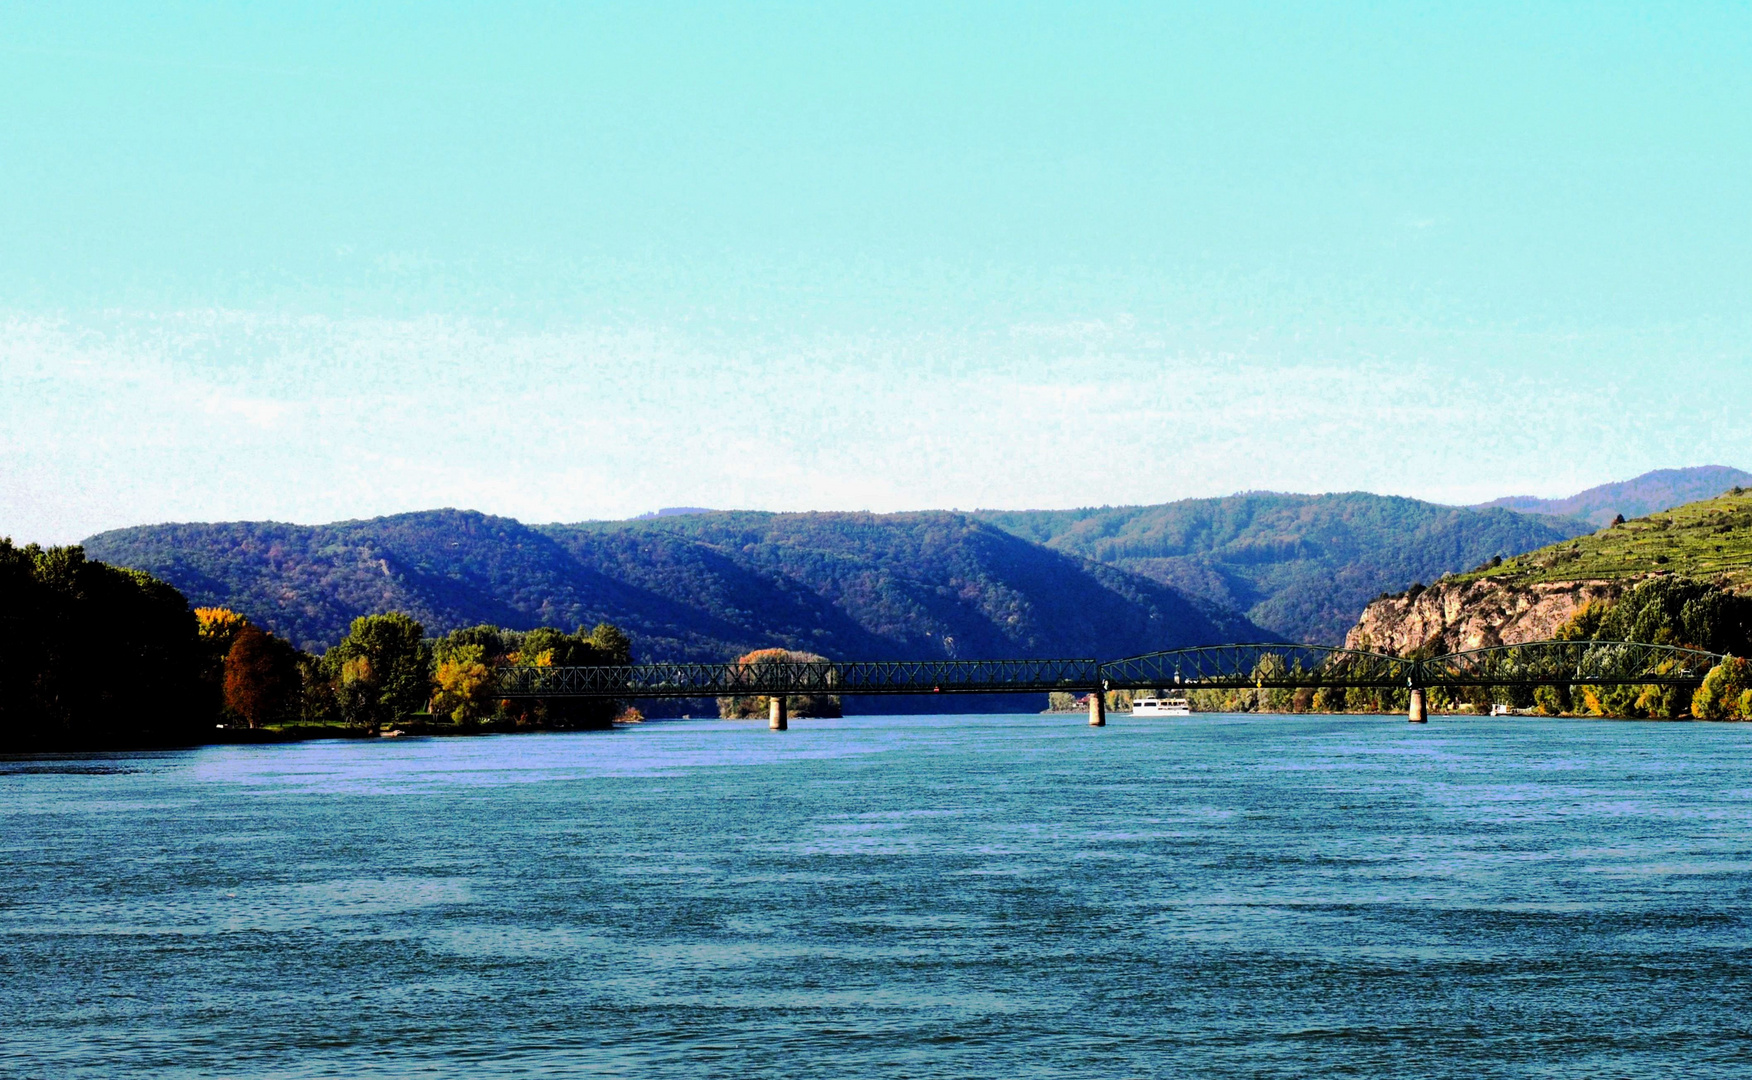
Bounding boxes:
[498,640,1721,701]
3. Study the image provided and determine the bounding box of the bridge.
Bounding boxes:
[497,640,1723,727]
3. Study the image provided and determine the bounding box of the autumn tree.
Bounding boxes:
[222,623,301,728]
[718,648,841,720]
[432,642,496,724]
[196,607,248,650]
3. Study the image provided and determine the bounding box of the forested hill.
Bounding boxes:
[976,493,1591,644]
[83,510,1265,660]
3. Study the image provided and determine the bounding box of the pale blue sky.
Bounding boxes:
[3,3,1749,543]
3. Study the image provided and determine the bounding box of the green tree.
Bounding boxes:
[437,624,508,662]
[1551,578,1752,717]
[1593,577,1752,655]
[1554,601,1610,641]
[1533,685,1568,716]
[1693,657,1751,720]
[0,541,208,749]
[583,622,632,664]
[322,613,431,732]
[297,651,338,724]
[1252,653,1291,712]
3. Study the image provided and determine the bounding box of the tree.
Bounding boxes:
[1693,657,1751,720]
[297,651,338,724]
[718,648,841,719]
[1534,685,1568,716]
[421,622,636,730]
[0,541,208,750]
[196,607,248,649]
[584,623,632,664]
[1252,653,1291,712]
[322,613,431,731]
[1550,579,1752,717]
[432,626,507,725]
[1592,577,1752,655]
[432,642,496,724]
[223,623,301,728]
[1554,602,1610,641]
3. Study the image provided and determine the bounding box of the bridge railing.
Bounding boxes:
[496,656,1100,699]
[494,640,1727,699]
[1100,643,1416,690]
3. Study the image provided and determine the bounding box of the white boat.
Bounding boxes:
[1130,694,1192,716]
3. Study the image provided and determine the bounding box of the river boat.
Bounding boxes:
[1131,694,1191,716]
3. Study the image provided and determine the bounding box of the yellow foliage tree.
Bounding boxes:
[195,607,248,648]
[432,643,496,724]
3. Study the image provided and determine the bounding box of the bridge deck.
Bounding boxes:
[495,642,1723,699]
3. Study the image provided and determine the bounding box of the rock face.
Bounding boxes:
[1344,578,1624,655]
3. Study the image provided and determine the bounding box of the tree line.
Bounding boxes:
[8,542,1750,746]
[1103,576,1752,719]
[0,541,633,751]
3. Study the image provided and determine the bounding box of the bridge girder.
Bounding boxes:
[1099,643,1414,690]
[495,656,1099,700]
[495,640,1725,700]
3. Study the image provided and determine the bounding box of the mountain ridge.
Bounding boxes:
[973,493,1591,643]
[83,509,1264,664]
[78,468,1745,659]
[1475,465,1751,526]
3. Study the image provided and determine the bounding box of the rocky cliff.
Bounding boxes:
[1344,577,1623,655]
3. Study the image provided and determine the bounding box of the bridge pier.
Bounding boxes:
[1089,690,1106,727]
[769,696,788,731]
[1408,687,1428,724]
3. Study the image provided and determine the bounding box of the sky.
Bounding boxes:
[3,2,1750,544]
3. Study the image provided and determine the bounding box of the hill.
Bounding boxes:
[1346,490,1752,656]
[1454,489,1752,591]
[83,510,1265,664]
[975,493,1588,644]
[1476,465,1752,526]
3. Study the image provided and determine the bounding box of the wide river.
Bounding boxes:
[6,713,1752,1078]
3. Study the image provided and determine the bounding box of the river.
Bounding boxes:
[5,713,1752,1077]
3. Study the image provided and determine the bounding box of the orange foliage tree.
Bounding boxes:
[222,623,301,728]
[717,648,842,720]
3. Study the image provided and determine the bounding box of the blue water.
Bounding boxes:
[6,713,1752,1078]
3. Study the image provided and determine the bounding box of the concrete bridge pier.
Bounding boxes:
[769,696,788,731]
[1408,687,1428,724]
[1089,690,1106,727]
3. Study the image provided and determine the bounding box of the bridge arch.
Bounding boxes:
[497,640,1727,703]
[1415,641,1721,687]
